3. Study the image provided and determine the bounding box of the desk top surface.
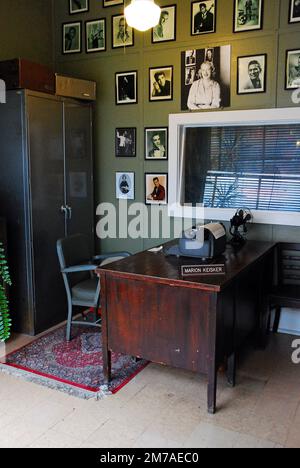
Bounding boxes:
[97,240,276,292]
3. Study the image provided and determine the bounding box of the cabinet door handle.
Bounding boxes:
[66,205,72,220]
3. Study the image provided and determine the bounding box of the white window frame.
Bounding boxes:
[168,108,300,226]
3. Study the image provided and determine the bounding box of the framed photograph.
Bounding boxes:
[237,54,267,94]
[115,128,136,157]
[116,172,135,200]
[181,45,231,110]
[285,49,300,89]
[103,0,123,6]
[152,5,177,43]
[289,0,300,23]
[112,15,134,48]
[149,66,173,102]
[145,128,168,160]
[115,71,137,105]
[63,22,81,54]
[145,173,168,205]
[233,0,263,33]
[69,0,89,14]
[86,19,106,53]
[191,1,216,35]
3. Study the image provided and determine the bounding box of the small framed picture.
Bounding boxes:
[112,15,134,49]
[191,1,216,35]
[69,0,89,14]
[289,0,300,23]
[145,128,168,160]
[103,0,124,7]
[285,49,300,89]
[115,128,136,157]
[116,172,135,200]
[149,66,173,102]
[145,173,168,205]
[86,19,106,53]
[234,0,263,33]
[237,54,267,94]
[63,22,81,54]
[115,71,137,105]
[152,5,177,43]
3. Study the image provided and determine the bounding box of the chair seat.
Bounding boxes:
[269,285,300,302]
[72,278,99,305]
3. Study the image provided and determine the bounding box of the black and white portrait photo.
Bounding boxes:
[63,22,81,54]
[152,5,176,43]
[191,0,216,35]
[103,0,123,7]
[116,172,135,200]
[86,19,106,53]
[145,173,168,205]
[149,67,173,102]
[112,15,134,48]
[69,0,89,14]
[181,45,231,111]
[237,54,267,94]
[145,128,168,160]
[186,50,196,66]
[115,128,136,157]
[289,0,300,23]
[234,0,263,32]
[115,71,137,105]
[286,49,300,89]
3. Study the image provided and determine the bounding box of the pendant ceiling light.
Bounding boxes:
[125,0,161,32]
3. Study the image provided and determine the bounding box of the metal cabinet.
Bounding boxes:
[0,89,94,335]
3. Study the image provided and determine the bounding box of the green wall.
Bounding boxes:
[53,0,300,253]
[0,0,54,66]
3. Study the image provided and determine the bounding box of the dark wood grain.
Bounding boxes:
[98,240,276,413]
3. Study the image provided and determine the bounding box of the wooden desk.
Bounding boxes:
[97,241,275,413]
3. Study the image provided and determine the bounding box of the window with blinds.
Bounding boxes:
[184,125,300,212]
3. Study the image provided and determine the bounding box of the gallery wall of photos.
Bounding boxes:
[55,0,300,251]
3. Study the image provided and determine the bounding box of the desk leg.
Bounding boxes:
[207,368,217,414]
[100,272,112,384]
[227,353,236,388]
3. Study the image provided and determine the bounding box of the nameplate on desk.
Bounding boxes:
[181,264,226,277]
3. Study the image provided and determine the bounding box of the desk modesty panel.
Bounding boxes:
[98,241,275,413]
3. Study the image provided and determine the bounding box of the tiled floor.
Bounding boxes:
[0,331,299,448]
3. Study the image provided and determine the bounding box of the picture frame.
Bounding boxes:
[145,173,168,205]
[289,0,300,24]
[152,5,177,43]
[115,71,138,105]
[285,49,300,90]
[69,0,89,14]
[62,22,82,54]
[86,19,106,53]
[112,14,134,49]
[145,128,168,160]
[116,172,135,200]
[103,0,124,7]
[237,54,267,94]
[149,66,173,102]
[115,128,137,157]
[233,0,263,33]
[191,0,216,36]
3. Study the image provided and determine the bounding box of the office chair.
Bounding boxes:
[267,243,300,334]
[57,234,130,341]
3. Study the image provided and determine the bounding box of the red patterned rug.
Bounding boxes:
[0,324,148,399]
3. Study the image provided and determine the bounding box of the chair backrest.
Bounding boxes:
[57,234,92,287]
[277,243,300,286]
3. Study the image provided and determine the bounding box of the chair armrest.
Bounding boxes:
[62,264,98,273]
[93,252,131,261]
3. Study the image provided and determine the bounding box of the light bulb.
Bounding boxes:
[125,0,161,32]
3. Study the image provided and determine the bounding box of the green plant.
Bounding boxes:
[0,242,12,342]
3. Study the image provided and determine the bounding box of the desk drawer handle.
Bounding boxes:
[174,348,181,353]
